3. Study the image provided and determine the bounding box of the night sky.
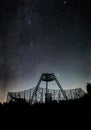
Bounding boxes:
[0,0,91,102]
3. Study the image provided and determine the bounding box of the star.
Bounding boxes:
[46,16,49,20]
[19,65,23,69]
[19,49,23,55]
[11,66,15,71]
[63,1,67,5]
[27,20,31,25]
[29,42,33,46]
[60,28,64,33]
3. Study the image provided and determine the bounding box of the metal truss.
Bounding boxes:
[7,73,86,104]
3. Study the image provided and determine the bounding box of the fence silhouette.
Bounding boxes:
[7,87,86,103]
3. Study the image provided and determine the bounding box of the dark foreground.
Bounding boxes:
[0,94,91,129]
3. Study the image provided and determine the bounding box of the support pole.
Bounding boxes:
[29,89,31,103]
[40,88,43,103]
[24,91,26,99]
[54,75,68,100]
[45,81,48,103]
[30,75,42,104]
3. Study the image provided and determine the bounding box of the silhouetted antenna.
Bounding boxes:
[30,73,68,104]
[7,73,86,104]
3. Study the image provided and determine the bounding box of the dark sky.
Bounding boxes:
[0,0,91,102]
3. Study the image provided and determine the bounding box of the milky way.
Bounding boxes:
[0,0,91,101]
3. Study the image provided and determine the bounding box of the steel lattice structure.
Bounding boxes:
[7,73,86,104]
[7,87,86,103]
